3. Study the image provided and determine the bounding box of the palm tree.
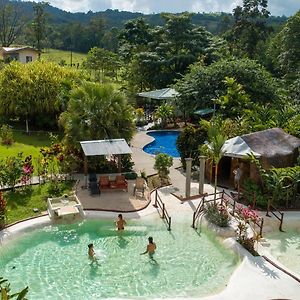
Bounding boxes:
[59,82,135,149]
[155,104,174,128]
[205,125,227,203]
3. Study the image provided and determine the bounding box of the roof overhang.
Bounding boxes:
[80,139,132,156]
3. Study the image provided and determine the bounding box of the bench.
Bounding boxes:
[99,175,128,192]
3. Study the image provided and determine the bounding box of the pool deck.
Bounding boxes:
[1,130,300,299]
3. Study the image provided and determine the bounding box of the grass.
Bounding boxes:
[0,131,51,162]
[42,48,87,66]
[4,181,74,224]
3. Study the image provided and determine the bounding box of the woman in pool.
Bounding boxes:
[140,236,156,258]
[115,214,127,231]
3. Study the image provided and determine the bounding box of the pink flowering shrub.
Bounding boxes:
[236,205,260,256]
[21,156,34,185]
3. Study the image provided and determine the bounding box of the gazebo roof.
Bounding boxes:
[137,88,179,100]
[80,139,132,156]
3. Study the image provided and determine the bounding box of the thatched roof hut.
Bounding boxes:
[206,128,300,187]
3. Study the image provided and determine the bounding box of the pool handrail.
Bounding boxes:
[266,204,284,232]
[153,189,171,231]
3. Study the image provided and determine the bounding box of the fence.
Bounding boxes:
[153,189,171,231]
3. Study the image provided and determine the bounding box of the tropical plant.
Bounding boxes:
[154,153,173,185]
[202,124,227,202]
[59,82,135,150]
[155,104,174,128]
[0,153,24,190]
[204,202,230,227]
[176,125,207,168]
[235,205,260,256]
[0,277,28,299]
[0,124,14,145]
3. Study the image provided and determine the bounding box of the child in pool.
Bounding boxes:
[115,214,127,231]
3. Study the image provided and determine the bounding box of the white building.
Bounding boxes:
[0,46,39,63]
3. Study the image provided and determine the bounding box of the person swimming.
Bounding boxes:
[115,214,127,231]
[88,243,96,260]
[140,236,156,258]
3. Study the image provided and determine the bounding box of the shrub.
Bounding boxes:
[204,202,230,227]
[0,191,7,229]
[0,153,23,189]
[154,153,173,183]
[0,124,14,145]
[124,172,138,180]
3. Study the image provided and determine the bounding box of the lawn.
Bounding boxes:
[0,131,51,162]
[4,181,74,224]
[42,48,87,66]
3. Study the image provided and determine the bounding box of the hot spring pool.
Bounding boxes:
[143,131,180,157]
[0,219,238,299]
[266,229,300,275]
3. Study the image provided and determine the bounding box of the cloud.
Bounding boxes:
[35,0,299,16]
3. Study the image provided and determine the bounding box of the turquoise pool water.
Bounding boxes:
[0,219,238,299]
[143,131,180,157]
[266,229,300,275]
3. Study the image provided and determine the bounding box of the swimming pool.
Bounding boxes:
[143,131,180,157]
[265,229,300,276]
[0,219,238,299]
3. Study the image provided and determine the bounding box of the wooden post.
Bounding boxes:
[168,217,171,231]
[185,158,193,198]
[84,156,88,188]
[198,156,206,195]
[259,218,264,237]
[162,203,165,219]
[117,154,122,173]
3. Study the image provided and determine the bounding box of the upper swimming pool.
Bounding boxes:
[0,219,238,299]
[143,130,180,158]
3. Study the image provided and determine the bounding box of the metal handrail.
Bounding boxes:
[153,189,171,231]
[266,204,284,232]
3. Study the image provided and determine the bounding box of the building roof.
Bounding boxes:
[222,128,300,159]
[222,136,261,158]
[80,139,132,156]
[137,88,179,100]
[1,46,38,53]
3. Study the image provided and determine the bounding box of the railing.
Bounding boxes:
[192,197,204,228]
[194,190,265,237]
[153,189,171,231]
[266,204,284,232]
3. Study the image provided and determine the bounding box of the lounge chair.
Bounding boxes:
[133,178,146,197]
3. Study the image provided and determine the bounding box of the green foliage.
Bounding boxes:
[242,179,268,208]
[155,104,174,128]
[176,125,207,168]
[154,153,173,182]
[175,58,278,118]
[0,153,23,190]
[0,277,28,300]
[0,125,14,146]
[228,0,271,58]
[216,77,251,118]
[204,202,230,227]
[32,2,47,55]
[59,82,135,150]
[83,47,121,80]
[124,172,138,180]
[0,61,80,131]
[120,14,228,91]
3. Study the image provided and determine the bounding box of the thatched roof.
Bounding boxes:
[241,128,300,158]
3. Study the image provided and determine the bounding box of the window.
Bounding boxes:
[26,56,33,63]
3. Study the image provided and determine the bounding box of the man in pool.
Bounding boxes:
[115,214,127,231]
[140,236,156,259]
[88,243,96,259]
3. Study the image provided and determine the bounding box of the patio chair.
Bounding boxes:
[133,178,146,197]
[99,176,110,191]
[115,175,128,192]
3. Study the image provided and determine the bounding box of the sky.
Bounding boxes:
[35,0,299,16]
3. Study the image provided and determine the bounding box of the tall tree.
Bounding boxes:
[32,2,47,59]
[59,82,135,149]
[0,0,26,46]
[229,0,271,58]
